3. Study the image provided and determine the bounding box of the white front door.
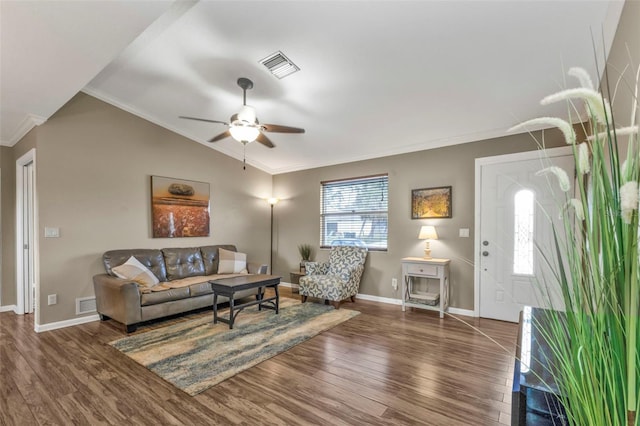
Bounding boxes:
[477,148,574,322]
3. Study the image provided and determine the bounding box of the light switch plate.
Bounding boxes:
[44,227,60,238]
[459,228,470,238]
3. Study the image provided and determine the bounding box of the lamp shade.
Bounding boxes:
[229,125,260,143]
[418,225,438,240]
[267,197,279,205]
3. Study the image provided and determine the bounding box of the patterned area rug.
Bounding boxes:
[109,299,359,395]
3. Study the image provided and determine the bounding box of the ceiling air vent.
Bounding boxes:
[259,51,300,79]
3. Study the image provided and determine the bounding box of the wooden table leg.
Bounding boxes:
[213,293,219,324]
[229,294,235,329]
[274,284,279,314]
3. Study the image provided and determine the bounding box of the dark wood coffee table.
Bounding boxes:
[209,274,281,329]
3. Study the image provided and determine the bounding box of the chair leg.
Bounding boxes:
[350,295,356,303]
[331,301,340,309]
[301,295,307,303]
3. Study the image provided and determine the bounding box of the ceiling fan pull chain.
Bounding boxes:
[243,144,246,170]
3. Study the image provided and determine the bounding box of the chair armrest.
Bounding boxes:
[92,273,142,325]
[305,262,329,275]
[334,264,365,284]
[248,262,268,274]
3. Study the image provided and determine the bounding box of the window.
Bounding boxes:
[513,189,534,275]
[320,174,388,250]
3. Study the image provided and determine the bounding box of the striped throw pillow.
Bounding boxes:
[218,248,248,274]
[112,256,160,288]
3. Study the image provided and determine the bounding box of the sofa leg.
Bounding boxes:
[350,295,356,303]
[126,324,137,333]
[301,295,307,303]
[99,314,111,321]
[331,301,340,309]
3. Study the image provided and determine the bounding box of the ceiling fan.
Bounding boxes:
[179,77,305,149]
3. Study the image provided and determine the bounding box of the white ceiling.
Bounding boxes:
[1,1,625,174]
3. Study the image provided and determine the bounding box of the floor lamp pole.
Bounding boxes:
[267,197,279,275]
[270,203,274,274]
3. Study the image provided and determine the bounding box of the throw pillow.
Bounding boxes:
[112,256,160,288]
[217,248,248,274]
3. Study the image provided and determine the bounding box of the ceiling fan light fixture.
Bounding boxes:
[229,125,260,143]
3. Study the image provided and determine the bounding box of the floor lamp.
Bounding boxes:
[267,198,279,274]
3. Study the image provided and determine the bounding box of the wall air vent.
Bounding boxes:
[76,296,97,315]
[259,51,300,79]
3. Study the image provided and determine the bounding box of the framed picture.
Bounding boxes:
[151,176,210,238]
[411,186,452,219]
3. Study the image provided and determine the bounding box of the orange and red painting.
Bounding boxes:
[151,176,210,238]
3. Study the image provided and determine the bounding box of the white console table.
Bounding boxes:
[401,257,450,318]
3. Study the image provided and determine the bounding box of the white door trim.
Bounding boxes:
[15,148,39,327]
[473,146,572,317]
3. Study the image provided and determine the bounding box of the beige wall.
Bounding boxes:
[272,131,565,310]
[0,146,13,307]
[3,93,272,324]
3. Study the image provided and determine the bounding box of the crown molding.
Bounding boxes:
[81,87,275,174]
[1,114,47,146]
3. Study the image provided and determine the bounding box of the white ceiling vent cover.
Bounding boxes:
[260,51,300,79]
[76,296,97,315]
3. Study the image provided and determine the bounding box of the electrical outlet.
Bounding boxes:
[392,278,398,290]
[47,294,57,305]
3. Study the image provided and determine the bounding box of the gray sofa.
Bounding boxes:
[92,245,266,332]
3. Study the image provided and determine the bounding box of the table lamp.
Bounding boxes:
[418,225,438,259]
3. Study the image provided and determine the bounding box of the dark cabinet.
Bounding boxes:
[512,307,568,425]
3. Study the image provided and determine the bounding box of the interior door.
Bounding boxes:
[478,150,573,322]
[23,161,35,314]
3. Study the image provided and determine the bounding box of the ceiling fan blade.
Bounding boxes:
[179,116,228,125]
[209,130,231,143]
[256,132,275,148]
[261,123,305,134]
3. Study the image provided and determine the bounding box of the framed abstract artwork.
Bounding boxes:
[411,186,452,219]
[151,176,210,237]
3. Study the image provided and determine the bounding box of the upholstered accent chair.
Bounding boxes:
[299,246,368,308]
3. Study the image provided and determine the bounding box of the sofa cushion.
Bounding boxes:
[162,247,205,280]
[103,249,167,282]
[200,245,237,275]
[111,256,160,288]
[140,287,190,306]
[218,248,248,274]
[189,282,213,297]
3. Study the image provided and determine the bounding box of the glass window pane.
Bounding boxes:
[513,189,534,275]
[320,175,388,250]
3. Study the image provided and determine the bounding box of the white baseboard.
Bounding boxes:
[0,304,17,313]
[356,293,402,305]
[355,293,476,317]
[447,307,476,317]
[35,314,100,333]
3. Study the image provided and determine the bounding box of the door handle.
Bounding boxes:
[482,251,489,257]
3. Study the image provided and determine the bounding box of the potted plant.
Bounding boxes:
[509,66,639,425]
[298,244,312,273]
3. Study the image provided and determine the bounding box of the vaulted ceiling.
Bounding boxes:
[1,1,625,174]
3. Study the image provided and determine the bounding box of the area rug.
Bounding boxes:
[109,299,359,395]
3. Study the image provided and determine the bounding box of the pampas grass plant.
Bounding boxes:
[512,65,639,425]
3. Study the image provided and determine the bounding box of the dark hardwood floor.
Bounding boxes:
[0,288,518,425]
